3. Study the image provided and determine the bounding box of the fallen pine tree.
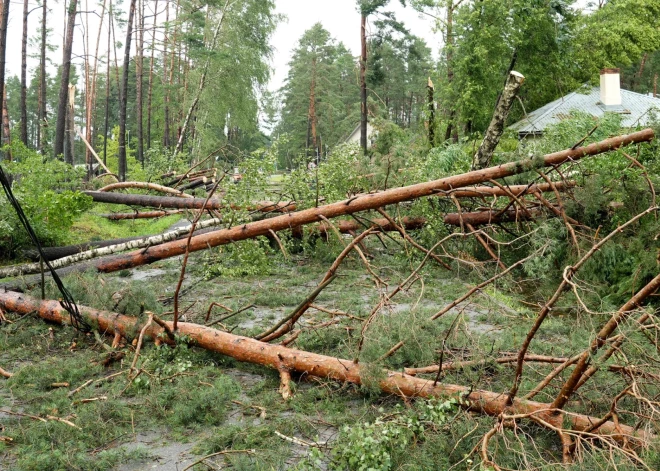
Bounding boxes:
[443,206,551,226]
[0,217,428,279]
[100,210,185,221]
[0,289,650,447]
[83,191,297,213]
[86,130,654,273]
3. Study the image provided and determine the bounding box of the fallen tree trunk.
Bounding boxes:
[1,217,428,280]
[438,181,575,199]
[83,191,297,213]
[21,236,148,261]
[101,210,185,220]
[89,130,653,273]
[0,218,224,279]
[97,181,193,198]
[0,290,649,445]
[444,206,550,226]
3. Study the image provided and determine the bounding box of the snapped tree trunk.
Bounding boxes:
[85,130,653,273]
[54,0,77,160]
[472,71,525,170]
[0,290,649,446]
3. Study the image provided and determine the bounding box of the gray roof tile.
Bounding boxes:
[509,87,660,135]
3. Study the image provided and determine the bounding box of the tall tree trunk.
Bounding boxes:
[135,0,144,165]
[162,0,170,148]
[85,0,107,179]
[118,0,137,181]
[1,88,10,158]
[65,84,75,164]
[360,14,368,153]
[427,77,435,145]
[54,0,77,160]
[38,0,47,154]
[103,0,113,165]
[308,56,317,158]
[146,0,158,150]
[443,1,458,143]
[19,0,28,146]
[0,0,11,160]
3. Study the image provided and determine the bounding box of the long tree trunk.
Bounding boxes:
[1,88,10,157]
[65,84,75,164]
[103,0,112,165]
[135,0,144,165]
[118,0,137,181]
[37,0,47,153]
[85,0,107,178]
[0,290,648,445]
[162,0,170,148]
[19,0,28,146]
[87,130,654,273]
[0,0,10,157]
[173,1,229,158]
[54,0,77,160]
[308,56,318,158]
[443,1,458,143]
[146,0,158,150]
[360,14,368,153]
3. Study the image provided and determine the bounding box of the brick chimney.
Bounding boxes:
[600,68,621,107]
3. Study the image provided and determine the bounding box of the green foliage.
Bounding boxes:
[296,397,461,471]
[0,145,93,257]
[201,238,273,279]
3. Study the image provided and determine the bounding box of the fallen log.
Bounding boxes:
[437,181,575,199]
[97,182,193,198]
[21,236,147,261]
[89,130,654,273]
[1,217,429,280]
[444,206,550,226]
[0,290,649,445]
[83,191,297,213]
[0,218,224,279]
[100,210,185,220]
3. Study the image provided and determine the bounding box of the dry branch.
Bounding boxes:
[0,290,649,445]
[88,130,654,273]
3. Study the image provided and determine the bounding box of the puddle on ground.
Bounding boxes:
[115,431,196,471]
[129,268,168,282]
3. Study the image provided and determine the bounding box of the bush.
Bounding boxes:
[0,145,92,257]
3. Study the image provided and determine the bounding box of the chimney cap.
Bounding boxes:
[600,68,620,75]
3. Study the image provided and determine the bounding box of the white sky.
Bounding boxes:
[3,0,441,94]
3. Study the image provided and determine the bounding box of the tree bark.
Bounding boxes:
[0,290,649,446]
[0,0,11,158]
[103,0,112,165]
[472,71,525,170]
[146,0,158,150]
[118,0,137,181]
[427,77,434,146]
[444,206,549,227]
[54,0,77,160]
[86,130,653,273]
[19,0,28,146]
[38,0,47,154]
[162,0,170,148]
[360,14,368,153]
[85,0,107,178]
[135,0,144,165]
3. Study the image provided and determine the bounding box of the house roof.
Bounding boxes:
[509,86,660,135]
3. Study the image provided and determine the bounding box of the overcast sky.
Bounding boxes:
[3,0,441,94]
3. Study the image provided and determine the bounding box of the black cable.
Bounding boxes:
[0,160,90,333]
